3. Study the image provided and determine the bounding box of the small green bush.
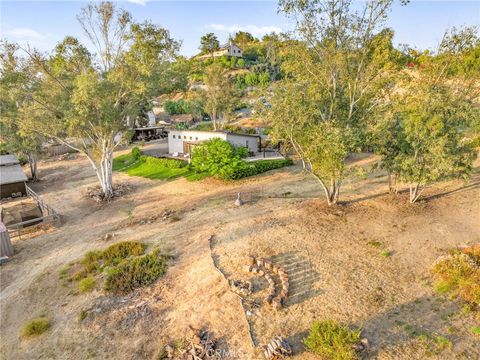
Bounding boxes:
[102,241,146,266]
[218,158,294,180]
[81,250,103,273]
[21,317,51,337]
[79,276,96,293]
[304,320,361,360]
[431,247,480,305]
[131,147,141,160]
[471,326,480,336]
[104,250,169,295]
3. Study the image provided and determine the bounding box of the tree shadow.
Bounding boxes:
[270,251,324,307]
[342,191,391,205]
[425,182,480,201]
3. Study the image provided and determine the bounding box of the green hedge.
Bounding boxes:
[218,158,293,180]
[140,156,187,169]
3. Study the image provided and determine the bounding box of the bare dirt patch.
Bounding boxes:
[1,153,479,359]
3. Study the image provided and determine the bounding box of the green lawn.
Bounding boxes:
[113,154,209,181]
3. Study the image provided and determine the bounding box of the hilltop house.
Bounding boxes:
[168,130,260,156]
[196,42,243,60]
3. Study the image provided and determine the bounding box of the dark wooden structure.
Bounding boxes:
[132,126,167,142]
[0,155,27,199]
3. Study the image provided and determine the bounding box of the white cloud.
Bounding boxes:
[127,0,147,6]
[3,27,47,41]
[205,24,283,37]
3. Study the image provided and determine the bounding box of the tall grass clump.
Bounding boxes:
[21,317,51,337]
[304,320,361,360]
[78,276,96,293]
[431,245,480,305]
[65,241,168,295]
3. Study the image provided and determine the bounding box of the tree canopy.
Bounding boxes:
[8,1,180,198]
[199,33,220,56]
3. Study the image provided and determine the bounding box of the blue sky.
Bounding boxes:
[1,1,479,57]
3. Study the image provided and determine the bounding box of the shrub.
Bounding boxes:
[131,146,141,160]
[304,320,361,360]
[471,326,480,336]
[104,250,169,295]
[217,158,293,180]
[258,72,270,87]
[102,241,146,266]
[235,74,246,89]
[81,250,103,273]
[21,317,51,337]
[191,138,243,175]
[431,247,480,305]
[78,276,96,293]
[237,58,246,68]
[236,146,249,159]
[164,99,191,115]
[245,72,258,86]
[75,242,146,280]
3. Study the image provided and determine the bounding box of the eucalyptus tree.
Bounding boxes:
[199,33,220,58]
[204,63,237,130]
[374,27,480,203]
[16,1,180,199]
[266,0,401,205]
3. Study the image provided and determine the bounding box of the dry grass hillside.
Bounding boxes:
[0,150,479,360]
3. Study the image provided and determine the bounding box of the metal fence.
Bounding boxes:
[6,186,60,239]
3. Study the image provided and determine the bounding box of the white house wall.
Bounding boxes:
[167,131,259,154]
[168,131,227,154]
[226,134,259,153]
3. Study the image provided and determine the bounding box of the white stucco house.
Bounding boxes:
[167,130,260,156]
[196,42,243,60]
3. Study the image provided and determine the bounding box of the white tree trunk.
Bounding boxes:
[409,183,424,203]
[314,175,342,206]
[86,145,114,199]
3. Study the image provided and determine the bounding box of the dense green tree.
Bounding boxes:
[232,31,257,49]
[265,0,400,205]
[374,27,480,203]
[203,63,237,130]
[199,33,220,57]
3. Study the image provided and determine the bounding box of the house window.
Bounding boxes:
[184,135,187,139]
[190,136,192,140]
[195,137,198,140]
[172,135,176,139]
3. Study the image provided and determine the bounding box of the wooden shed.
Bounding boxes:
[0,155,28,200]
